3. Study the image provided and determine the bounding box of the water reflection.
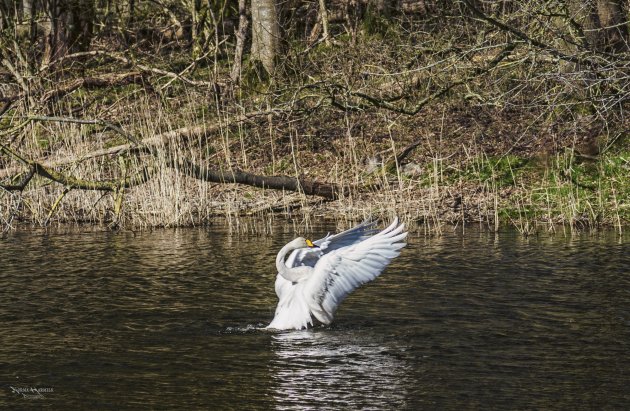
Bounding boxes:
[270,329,410,410]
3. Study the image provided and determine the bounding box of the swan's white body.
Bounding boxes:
[266,218,407,330]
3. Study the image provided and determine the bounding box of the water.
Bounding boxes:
[1,224,628,409]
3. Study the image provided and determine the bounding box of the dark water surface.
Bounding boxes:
[1,224,628,410]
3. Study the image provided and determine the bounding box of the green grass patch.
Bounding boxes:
[461,155,529,187]
[526,150,629,225]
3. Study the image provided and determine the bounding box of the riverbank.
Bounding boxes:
[2,87,628,233]
[1,6,629,233]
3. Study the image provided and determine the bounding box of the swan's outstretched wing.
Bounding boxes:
[304,218,407,324]
[286,219,379,268]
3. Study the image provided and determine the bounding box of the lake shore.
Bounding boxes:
[1,96,628,233]
[1,5,628,233]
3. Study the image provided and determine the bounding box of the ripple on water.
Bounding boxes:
[0,227,628,409]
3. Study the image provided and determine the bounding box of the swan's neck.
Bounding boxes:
[276,242,310,283]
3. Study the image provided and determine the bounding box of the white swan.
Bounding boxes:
[266,218,407,330]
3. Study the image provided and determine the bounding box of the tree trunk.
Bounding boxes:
[23,0,37,47]
[596,0,629,52]
[318,0,330,45]
[129,0,135,24]
[0,0,15,30]
[42,0,95,66]
[23,0,34,20]
[571,0,629,52]
[584,1,604,50]
[370,0,396,18]
[251,0,280,76]
[191,0,202,58]
[230,0,249,83]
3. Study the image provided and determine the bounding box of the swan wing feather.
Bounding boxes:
[305,218,407,324]
[287,218,379,268]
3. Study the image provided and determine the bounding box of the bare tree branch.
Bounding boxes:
[40,50,225,88]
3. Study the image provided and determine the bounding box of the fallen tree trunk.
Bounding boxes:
[175,158,345,199]
[1,108,347,203]
[1,128,345,200]
[1,146,344,199]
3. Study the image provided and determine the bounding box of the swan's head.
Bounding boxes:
[290,237,318,249]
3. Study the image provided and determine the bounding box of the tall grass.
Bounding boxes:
[1,48,628,235]
[2,91,626,235]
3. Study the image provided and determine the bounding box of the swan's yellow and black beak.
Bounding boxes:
[306,239,317,248]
